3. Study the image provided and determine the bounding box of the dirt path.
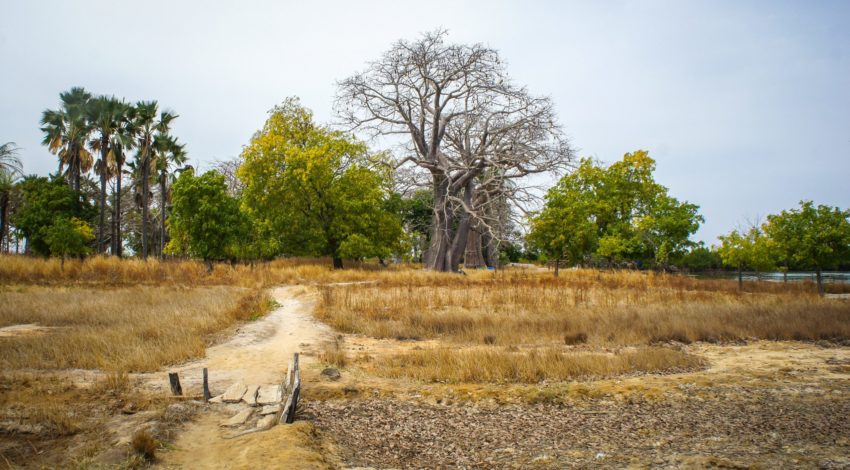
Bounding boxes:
[144,286,331,394]
[155,286,334,469]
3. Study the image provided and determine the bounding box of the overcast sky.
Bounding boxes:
[2,0,848,243]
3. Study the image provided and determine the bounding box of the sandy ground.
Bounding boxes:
[155,286,335,469]
[142,285,332,394]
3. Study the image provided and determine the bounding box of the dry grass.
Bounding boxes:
[130,429,157,461]
[0,285,273,372]
[0,254,415,288]
[377,346,703,383]
[319,338,349,368]
[317,273,850,346]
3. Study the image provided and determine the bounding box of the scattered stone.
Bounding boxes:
[321,367,342,381]
[220,408,253,427]
[121,403,137,415]
[222,382,248,403]
[256,414,277,430]
[256,384,282,405]
[261,404,281,415]
[209,394,223,404]
[242,385,260,406]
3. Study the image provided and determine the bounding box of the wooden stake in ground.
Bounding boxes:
[202,368,211,402]
[168,372,183,396]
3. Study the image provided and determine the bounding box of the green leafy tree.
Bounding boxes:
[44,217,94,269]
[765,201,850,295]
[13,175,95,256]
[239,98,403,268]
[717,226,775,289]
[528,150,702,274]
[527,177,597,276]
[166,169,243,267]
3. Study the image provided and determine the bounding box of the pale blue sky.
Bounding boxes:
[2,0,848,243]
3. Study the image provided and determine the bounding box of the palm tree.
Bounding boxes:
[153,133,187,258]
[87,96,129,253]
[40,87,94,192]
[110,104,138,257]
[0,142,23,175]
[133,101,177,258]
[0,143,22,252]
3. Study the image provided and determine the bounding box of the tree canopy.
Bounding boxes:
[238,98,403,268]
[166,169,243,263]
[12,175,95,256]
[528,150,703,273]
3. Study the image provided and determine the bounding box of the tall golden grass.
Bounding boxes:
[0,285,272,371]
[377,347,703,383]
[317,271,850,383]
[317,275,850,346]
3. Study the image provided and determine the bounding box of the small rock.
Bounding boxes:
[209,394,223,404]
[121,403,137,415]
[222,382,248,403]
[256,414,276,430]
[220,408,253,427]
[321,368,342,381]
[256,384,282,405]
[242,385,260,406]
[261,404,281,415]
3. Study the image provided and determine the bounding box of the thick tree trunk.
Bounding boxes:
[482,229,499,268]
[554,257,561,277]
[464,225,486,269]
[333,257,344,269]
[423,174,453,272]
[816,268,824,297]
[448,180,475,272]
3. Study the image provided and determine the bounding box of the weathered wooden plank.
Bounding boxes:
[168,372,182,396]
[281,352,301,424]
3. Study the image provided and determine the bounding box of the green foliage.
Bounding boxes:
[166,169,244,261]
[13,175,96,256]
[676,243,722,271]
[717,226,775,272]
[528,150,703,268]
[238,98,403,267]
[764,201,850,271]
[44,217,94,258]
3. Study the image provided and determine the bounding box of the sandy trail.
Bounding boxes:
[154,286,335,469]
[143,285,332,395]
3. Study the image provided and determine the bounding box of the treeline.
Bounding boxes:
[1,88,184,262]
[2,31,848,276]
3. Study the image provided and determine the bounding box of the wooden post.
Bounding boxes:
[202,368,211,402]
[280,352,301,424]
[168,372,183,396]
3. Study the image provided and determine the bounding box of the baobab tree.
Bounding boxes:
[336,30,571,271]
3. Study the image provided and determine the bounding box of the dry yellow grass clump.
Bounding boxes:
[0,285,272,371]
[377,346,702,383]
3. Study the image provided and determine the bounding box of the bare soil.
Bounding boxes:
[304,342,850,469]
